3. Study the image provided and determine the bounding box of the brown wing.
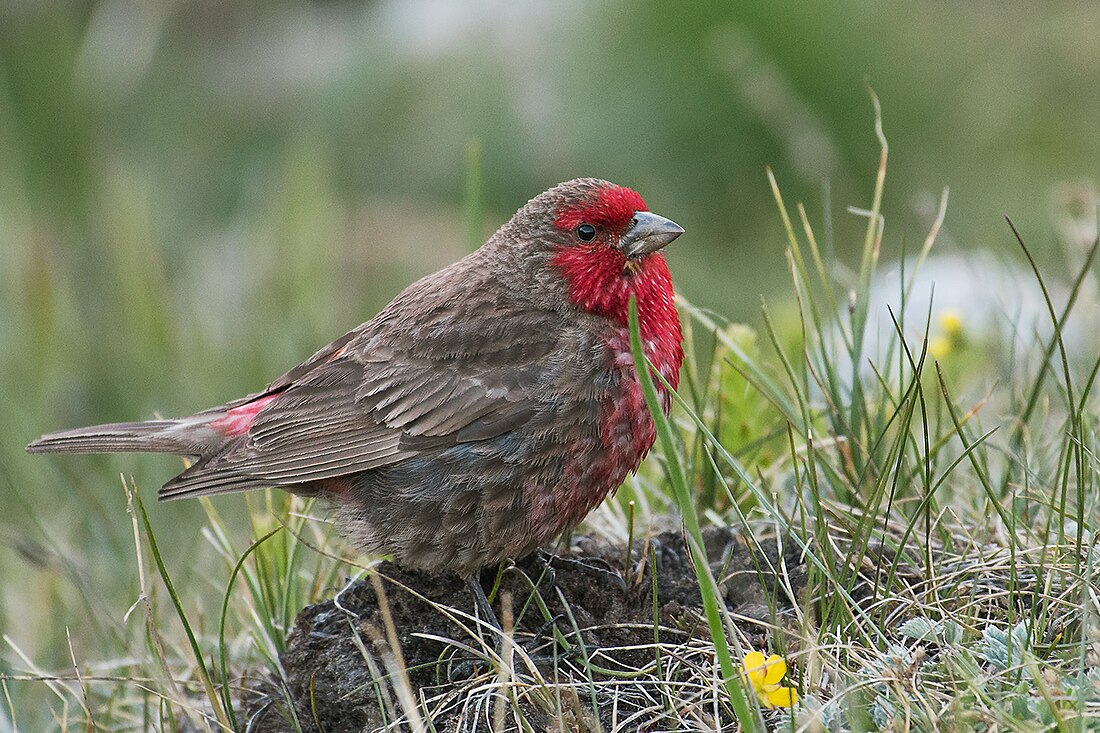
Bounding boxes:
[234,327,554,482]
[159,264,568,499]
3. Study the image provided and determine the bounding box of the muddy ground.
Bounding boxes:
[243,526,805,732]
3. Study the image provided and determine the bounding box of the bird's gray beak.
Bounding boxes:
[621,211,684,259]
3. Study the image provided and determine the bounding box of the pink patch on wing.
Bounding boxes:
[554,185,647,231]
[211,393,281,437]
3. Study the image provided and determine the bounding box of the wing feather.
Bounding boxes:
[161,281,571,498]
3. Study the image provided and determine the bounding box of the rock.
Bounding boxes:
[244,526,803,732]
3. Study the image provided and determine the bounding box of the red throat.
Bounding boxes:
[550,246,683,390]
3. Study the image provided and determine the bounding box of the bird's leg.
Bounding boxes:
[438,574,508,681]
[464,574,501,631]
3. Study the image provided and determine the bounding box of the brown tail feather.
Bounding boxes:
[29,418,284,502]
[26,421,201,456]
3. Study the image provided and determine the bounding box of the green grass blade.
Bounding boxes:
[628,295,761,728]
[132,488,230,730]
[217,526,283,731]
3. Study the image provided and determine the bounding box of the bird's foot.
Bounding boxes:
[519,614,565,657]
[537,550,627,592]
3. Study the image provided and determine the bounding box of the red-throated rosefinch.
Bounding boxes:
[28,178,683,586]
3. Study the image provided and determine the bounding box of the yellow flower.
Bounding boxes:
[928,309,966,360]
[927,335,951,360]
[939,309,964,338]
[742,651,799,709]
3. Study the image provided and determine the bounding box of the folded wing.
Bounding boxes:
[159,300,564,500]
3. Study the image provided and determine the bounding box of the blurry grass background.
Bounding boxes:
[1,0,1099,724]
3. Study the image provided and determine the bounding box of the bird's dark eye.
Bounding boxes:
[576,224,597,242]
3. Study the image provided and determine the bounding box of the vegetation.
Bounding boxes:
[3,98,1099,729]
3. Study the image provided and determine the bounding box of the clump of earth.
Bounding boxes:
[244,526,805,732]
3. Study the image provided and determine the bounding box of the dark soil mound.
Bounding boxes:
[245,526,804,732]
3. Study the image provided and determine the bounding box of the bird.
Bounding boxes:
[27,178,684,619]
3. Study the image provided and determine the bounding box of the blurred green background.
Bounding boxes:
[1,0,1098,689]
